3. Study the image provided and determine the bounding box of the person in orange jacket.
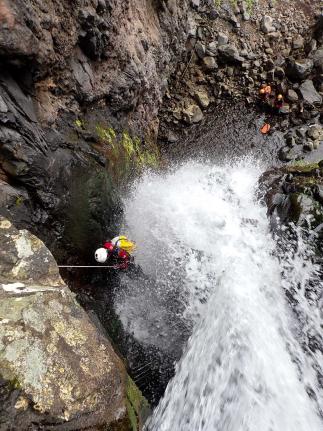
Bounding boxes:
[259,84,272,102]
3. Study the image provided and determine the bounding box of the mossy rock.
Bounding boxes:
[126,376,150,431]
[286,162,321,175]
[74,118,161,185]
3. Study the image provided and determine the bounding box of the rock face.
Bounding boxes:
[0,0,189,261]
[0,217,148,430]
[261,163,323,231]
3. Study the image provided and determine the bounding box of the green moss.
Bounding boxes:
[9,376,22,390]
[74,119,85,129]
[126,376,149,431]
[126,400,138,431]
[15,196,24,206]
[286,161,320,174]
[214,0,255,10]
[121,132,136,158]
[96,125,117,148]
[72,118,160,184]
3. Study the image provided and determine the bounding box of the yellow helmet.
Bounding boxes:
[112,236,137,253]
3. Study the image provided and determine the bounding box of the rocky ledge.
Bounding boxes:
[0,216,148,431]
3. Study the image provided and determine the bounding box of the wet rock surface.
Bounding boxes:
[0,0,190,262]
[0,217,149,430]
[261,163,323,230]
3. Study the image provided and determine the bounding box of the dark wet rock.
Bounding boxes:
[261,164,323,230]
[279,145,303,162]
[314,14,323,42]
[218,44,244,64]
[287,89,299,103]
[0,217,149,431]
[0,0,191,262]
[304,141,314,152]
[0,73,123,262]
[78,27,108,61]
[274,67,285,80]
[313,48,323,72]
[299,80,322,105]
[286,58,314,80]
[195,41,206,59]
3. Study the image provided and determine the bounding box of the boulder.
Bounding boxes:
[261,15,275,34]
[194,89,210,109]
[287,89,299,103]
[202,56,217,70]
[274,67,285,80]
[286,58,314,80]
[195,41,206,59]
[281,193,323,227]
[182,104,203,124]
[0,217,148,430]
[218,44,244,64]
[218,32,229,46]
[206,41,218,56]
[299,80,322,105]
[307,125,323,141]
[292,35,304,50]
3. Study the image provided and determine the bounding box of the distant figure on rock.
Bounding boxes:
[95,235,136,269]
[259,84,272,102]
[274,94,284,112]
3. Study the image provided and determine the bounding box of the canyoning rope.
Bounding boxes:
[58,265,120,269]
[58,262,136,269]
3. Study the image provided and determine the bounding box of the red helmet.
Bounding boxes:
[103,241,114,251]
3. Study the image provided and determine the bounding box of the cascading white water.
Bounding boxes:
[120,160,323,431]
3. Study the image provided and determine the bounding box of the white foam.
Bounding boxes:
[121,161,323,431]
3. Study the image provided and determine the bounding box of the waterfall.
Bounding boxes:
[118,160,323,430]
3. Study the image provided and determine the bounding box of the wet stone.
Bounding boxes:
[218,32,228,46]
[261,15,275,34]
[287,89,299,103]
[299,80,322,105]
[0,96,8,113]
[202,56,217,70]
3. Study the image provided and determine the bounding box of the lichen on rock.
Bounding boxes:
[0,217,148,430]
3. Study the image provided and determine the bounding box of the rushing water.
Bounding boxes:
[120,160,323,431]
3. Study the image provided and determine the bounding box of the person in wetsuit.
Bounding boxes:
[94,236,136,269]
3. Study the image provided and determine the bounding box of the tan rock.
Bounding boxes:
[182,104,204,124]
[0,217,149,430]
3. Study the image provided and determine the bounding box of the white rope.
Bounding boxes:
[58,265,117,268]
